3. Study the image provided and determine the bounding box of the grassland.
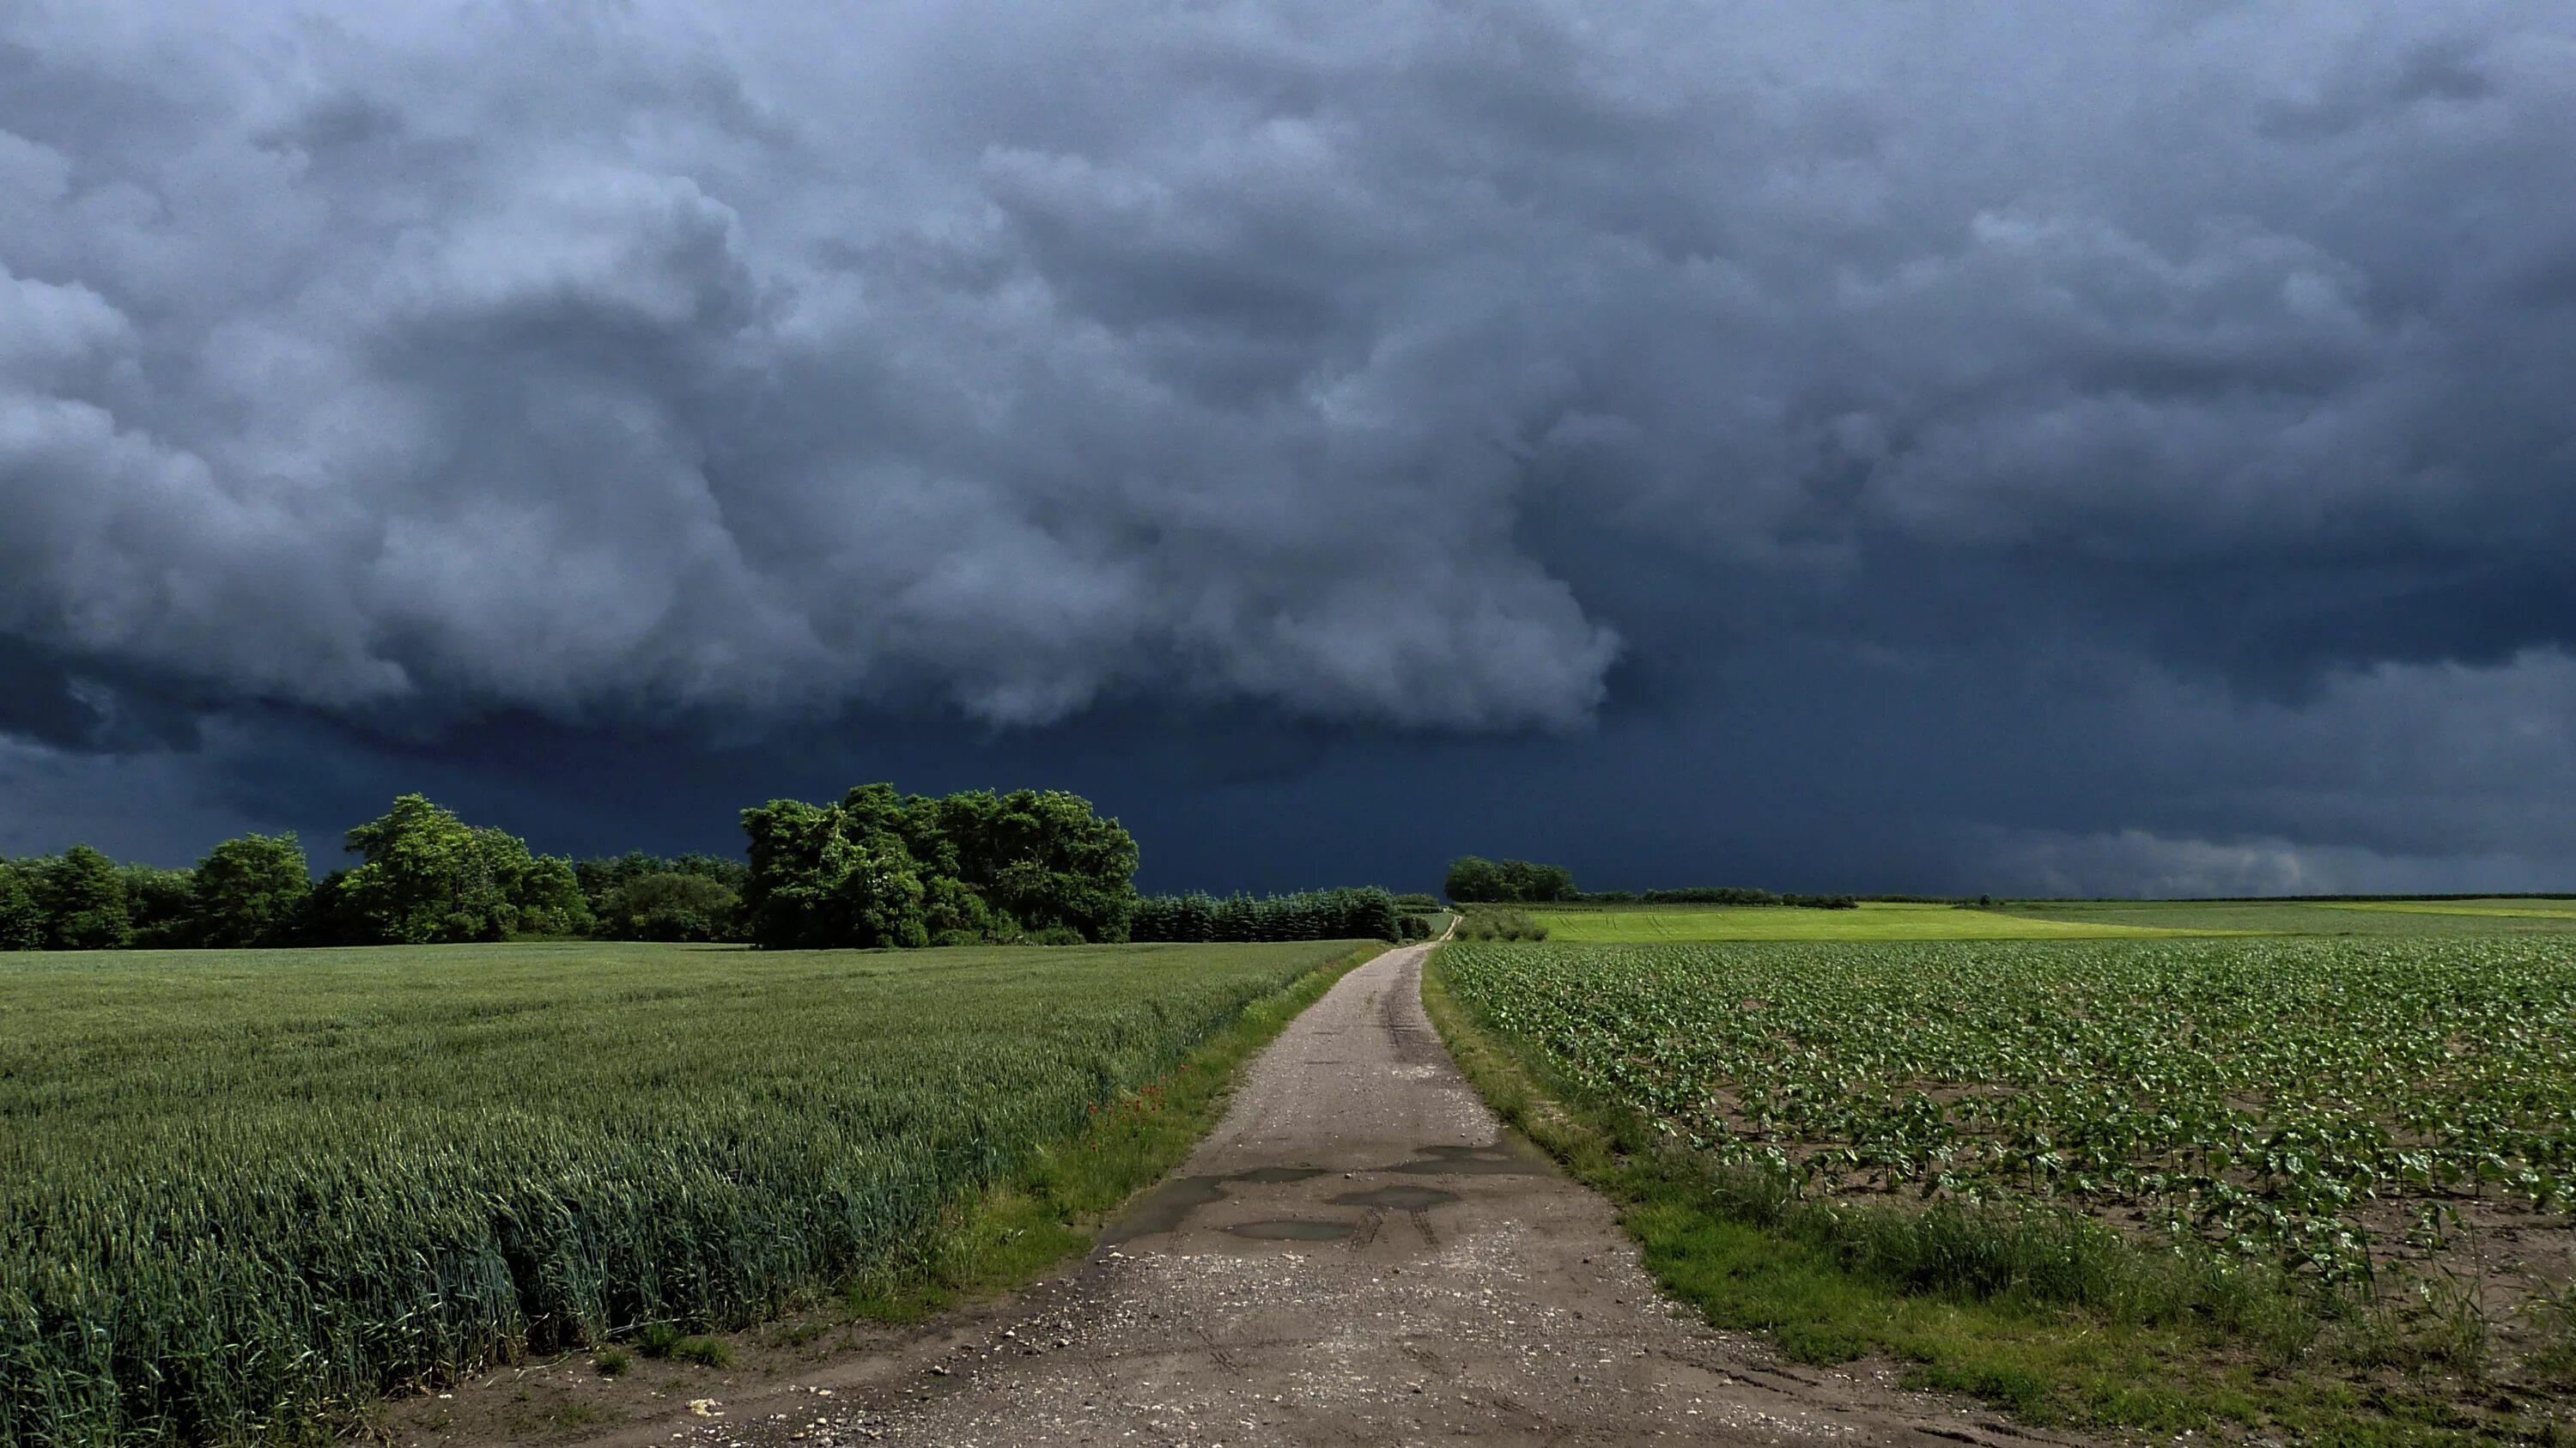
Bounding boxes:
[1521,900,2211,941]
[1431,921,2576,1441]
[0,938,1374,1447]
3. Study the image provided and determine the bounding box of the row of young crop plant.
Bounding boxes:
[1435,935,2576,1292]
[0,940,1352,1448]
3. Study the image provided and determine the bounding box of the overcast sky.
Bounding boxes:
[4,0,2573,896]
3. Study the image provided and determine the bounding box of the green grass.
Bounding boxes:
[0,938,1377,1446]
[1422,948,2560,1445]
[1522,900,2215,941]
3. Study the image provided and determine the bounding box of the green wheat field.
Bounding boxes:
[0,940,1357,1445]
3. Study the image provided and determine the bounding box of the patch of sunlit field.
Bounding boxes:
[1999,897,2576,935]
[1523,900,2213,942]
[0,938,1360,1446]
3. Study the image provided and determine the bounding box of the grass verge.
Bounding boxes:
[1419,949,2551,1447]
[840,940,1393,1320]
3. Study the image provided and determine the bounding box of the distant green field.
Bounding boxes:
[2336,897,2576,920]
[0,939,1362,1446]
[1523,901,2210,941]
[2000,897,2576,935]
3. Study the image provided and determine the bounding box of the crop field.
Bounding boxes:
[1521,900,2211,942]
[1999,897,2576,936]
[0,938,1364,1447]
[1437,931,2576,1335]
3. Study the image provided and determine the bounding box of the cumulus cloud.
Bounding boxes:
[2,0,2573,752]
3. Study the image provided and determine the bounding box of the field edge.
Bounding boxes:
[1414,946,2522,1448]
[366,940,1399,1445]
[837,938,1398,1321]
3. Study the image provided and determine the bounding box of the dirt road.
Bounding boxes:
[591,941,2087,1448]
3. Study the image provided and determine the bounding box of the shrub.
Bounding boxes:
[1460,910,1547,942]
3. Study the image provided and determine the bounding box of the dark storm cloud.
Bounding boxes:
[3,1,2573,885]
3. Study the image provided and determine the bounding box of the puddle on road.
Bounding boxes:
[1329,1185,1460,1211]
[1380,1143,1547,1177]
[1100,1165,1331,1244]
[1225,1219,1357,1241]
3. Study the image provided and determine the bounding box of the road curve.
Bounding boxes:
[655,942,2093,1446]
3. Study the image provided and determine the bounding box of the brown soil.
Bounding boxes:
[375,944,2106,1447]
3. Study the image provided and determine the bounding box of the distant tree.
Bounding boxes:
[578,851,751,925]
[118,864,199,948]
[740,784,1135,950]
[40,845,132,950]
[1444,856,1505,903]
[738,796,930,950]
[0,860,43,951]
[1446,855,1574,903]
[190,833,313,947]
[594,871,740,942]
[336,794,559,944]
[513,855,594,936]
[1498,859,1576,903]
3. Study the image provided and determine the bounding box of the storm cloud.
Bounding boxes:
[3,0,2572,888]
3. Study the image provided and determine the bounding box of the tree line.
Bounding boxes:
[0,783,1153,952]
[1129,887,1423,944]
[1442,856,1855,909]
[2,786,1448,954]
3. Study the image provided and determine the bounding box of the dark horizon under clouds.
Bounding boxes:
[3,1,2573,899]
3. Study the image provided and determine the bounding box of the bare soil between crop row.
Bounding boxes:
[382,944,2099,1446]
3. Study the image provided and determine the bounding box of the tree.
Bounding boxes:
[931,788,1138,942]
[738,783,1136,950]
[190,833,313,947]
[336,794,555,944]
[0,861,43,951]
[1498,859,1575,903]
[512,856,594,937]
[1444,855,1573,903]
[119,864,199,948]
[594,871,740,942]
[40,845,132,950]
[739,797,929,950]
[1445,856,1506,903]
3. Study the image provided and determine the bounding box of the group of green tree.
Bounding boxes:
[1129,887,1421,944]
[737,784,1141,948]
[1442,856,1855,910]
[1442,856,1578,903]
[1,783,1160,953]
[1,797,595,952]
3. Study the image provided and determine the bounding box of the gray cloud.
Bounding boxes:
[3,1,2574,884]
